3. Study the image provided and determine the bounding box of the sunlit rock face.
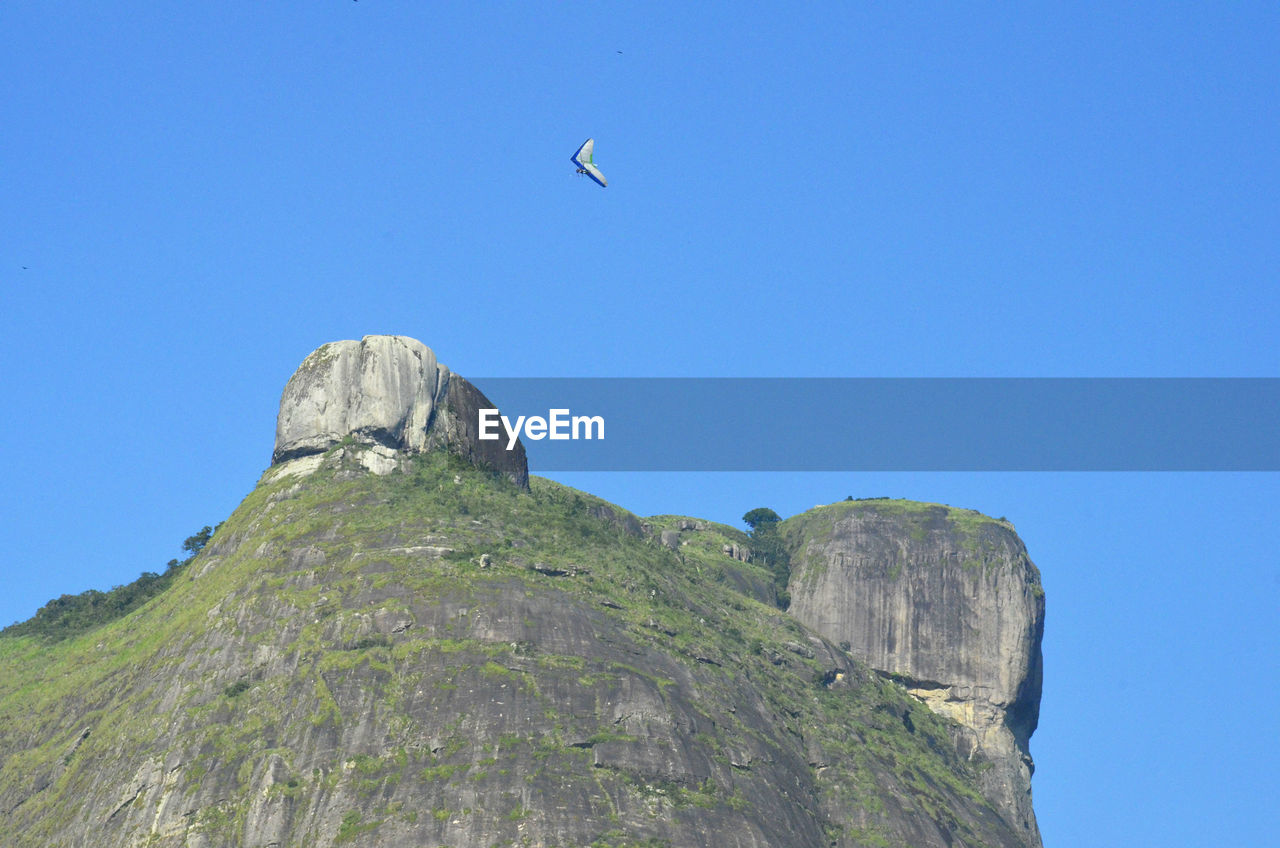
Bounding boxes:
[272,335,527,487]
[785,501,1045,847]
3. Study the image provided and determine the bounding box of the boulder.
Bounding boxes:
[272,335,527,487]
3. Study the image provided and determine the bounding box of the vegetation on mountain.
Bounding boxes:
[742,507,791,608]
[1,524,219,642]
[0,447,1032,847]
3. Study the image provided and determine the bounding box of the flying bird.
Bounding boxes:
[570,138,607,188]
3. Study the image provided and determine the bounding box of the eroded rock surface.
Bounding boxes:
[0,464,1038,848]
[272,335,527,487]
[785,501,1045,846]
[0,341,1047,848]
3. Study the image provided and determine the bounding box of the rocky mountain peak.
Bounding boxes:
[272,335,528,488]
[0,342,1046,848]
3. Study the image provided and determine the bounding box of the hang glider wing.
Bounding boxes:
[571,138,608,188]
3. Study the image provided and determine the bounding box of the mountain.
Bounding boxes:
[785,501,1044,845]
[0,336,1044,848]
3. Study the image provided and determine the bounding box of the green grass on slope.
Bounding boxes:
[0,447,1015,847]
[783,498,1017,540]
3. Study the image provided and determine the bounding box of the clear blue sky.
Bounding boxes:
[2,3,1277,845]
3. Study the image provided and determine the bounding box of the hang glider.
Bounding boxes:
[571,138,607,188]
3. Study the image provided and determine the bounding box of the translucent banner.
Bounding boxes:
[469,378,1280,471]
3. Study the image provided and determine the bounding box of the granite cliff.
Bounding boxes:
[0,337,1045,847]
[784,502,1045,846]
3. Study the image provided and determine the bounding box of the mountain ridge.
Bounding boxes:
[0,337,1044,848]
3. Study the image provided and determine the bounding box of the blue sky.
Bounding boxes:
[1,3,1277,845]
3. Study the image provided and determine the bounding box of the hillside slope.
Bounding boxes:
[0,448,1032,848]
[0,336,1043,847]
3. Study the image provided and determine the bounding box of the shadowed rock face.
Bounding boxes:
[272,335,527,488]
[785,502,1045,847]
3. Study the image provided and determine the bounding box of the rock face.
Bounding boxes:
[273,335,527,488]
[0,344,1047,848]
[785,501,1045,847]
[0,459,1039,848]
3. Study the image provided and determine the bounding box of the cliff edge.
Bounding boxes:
[785,500,1045,846]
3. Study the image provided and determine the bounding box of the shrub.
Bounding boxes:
[1,524,218,642]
